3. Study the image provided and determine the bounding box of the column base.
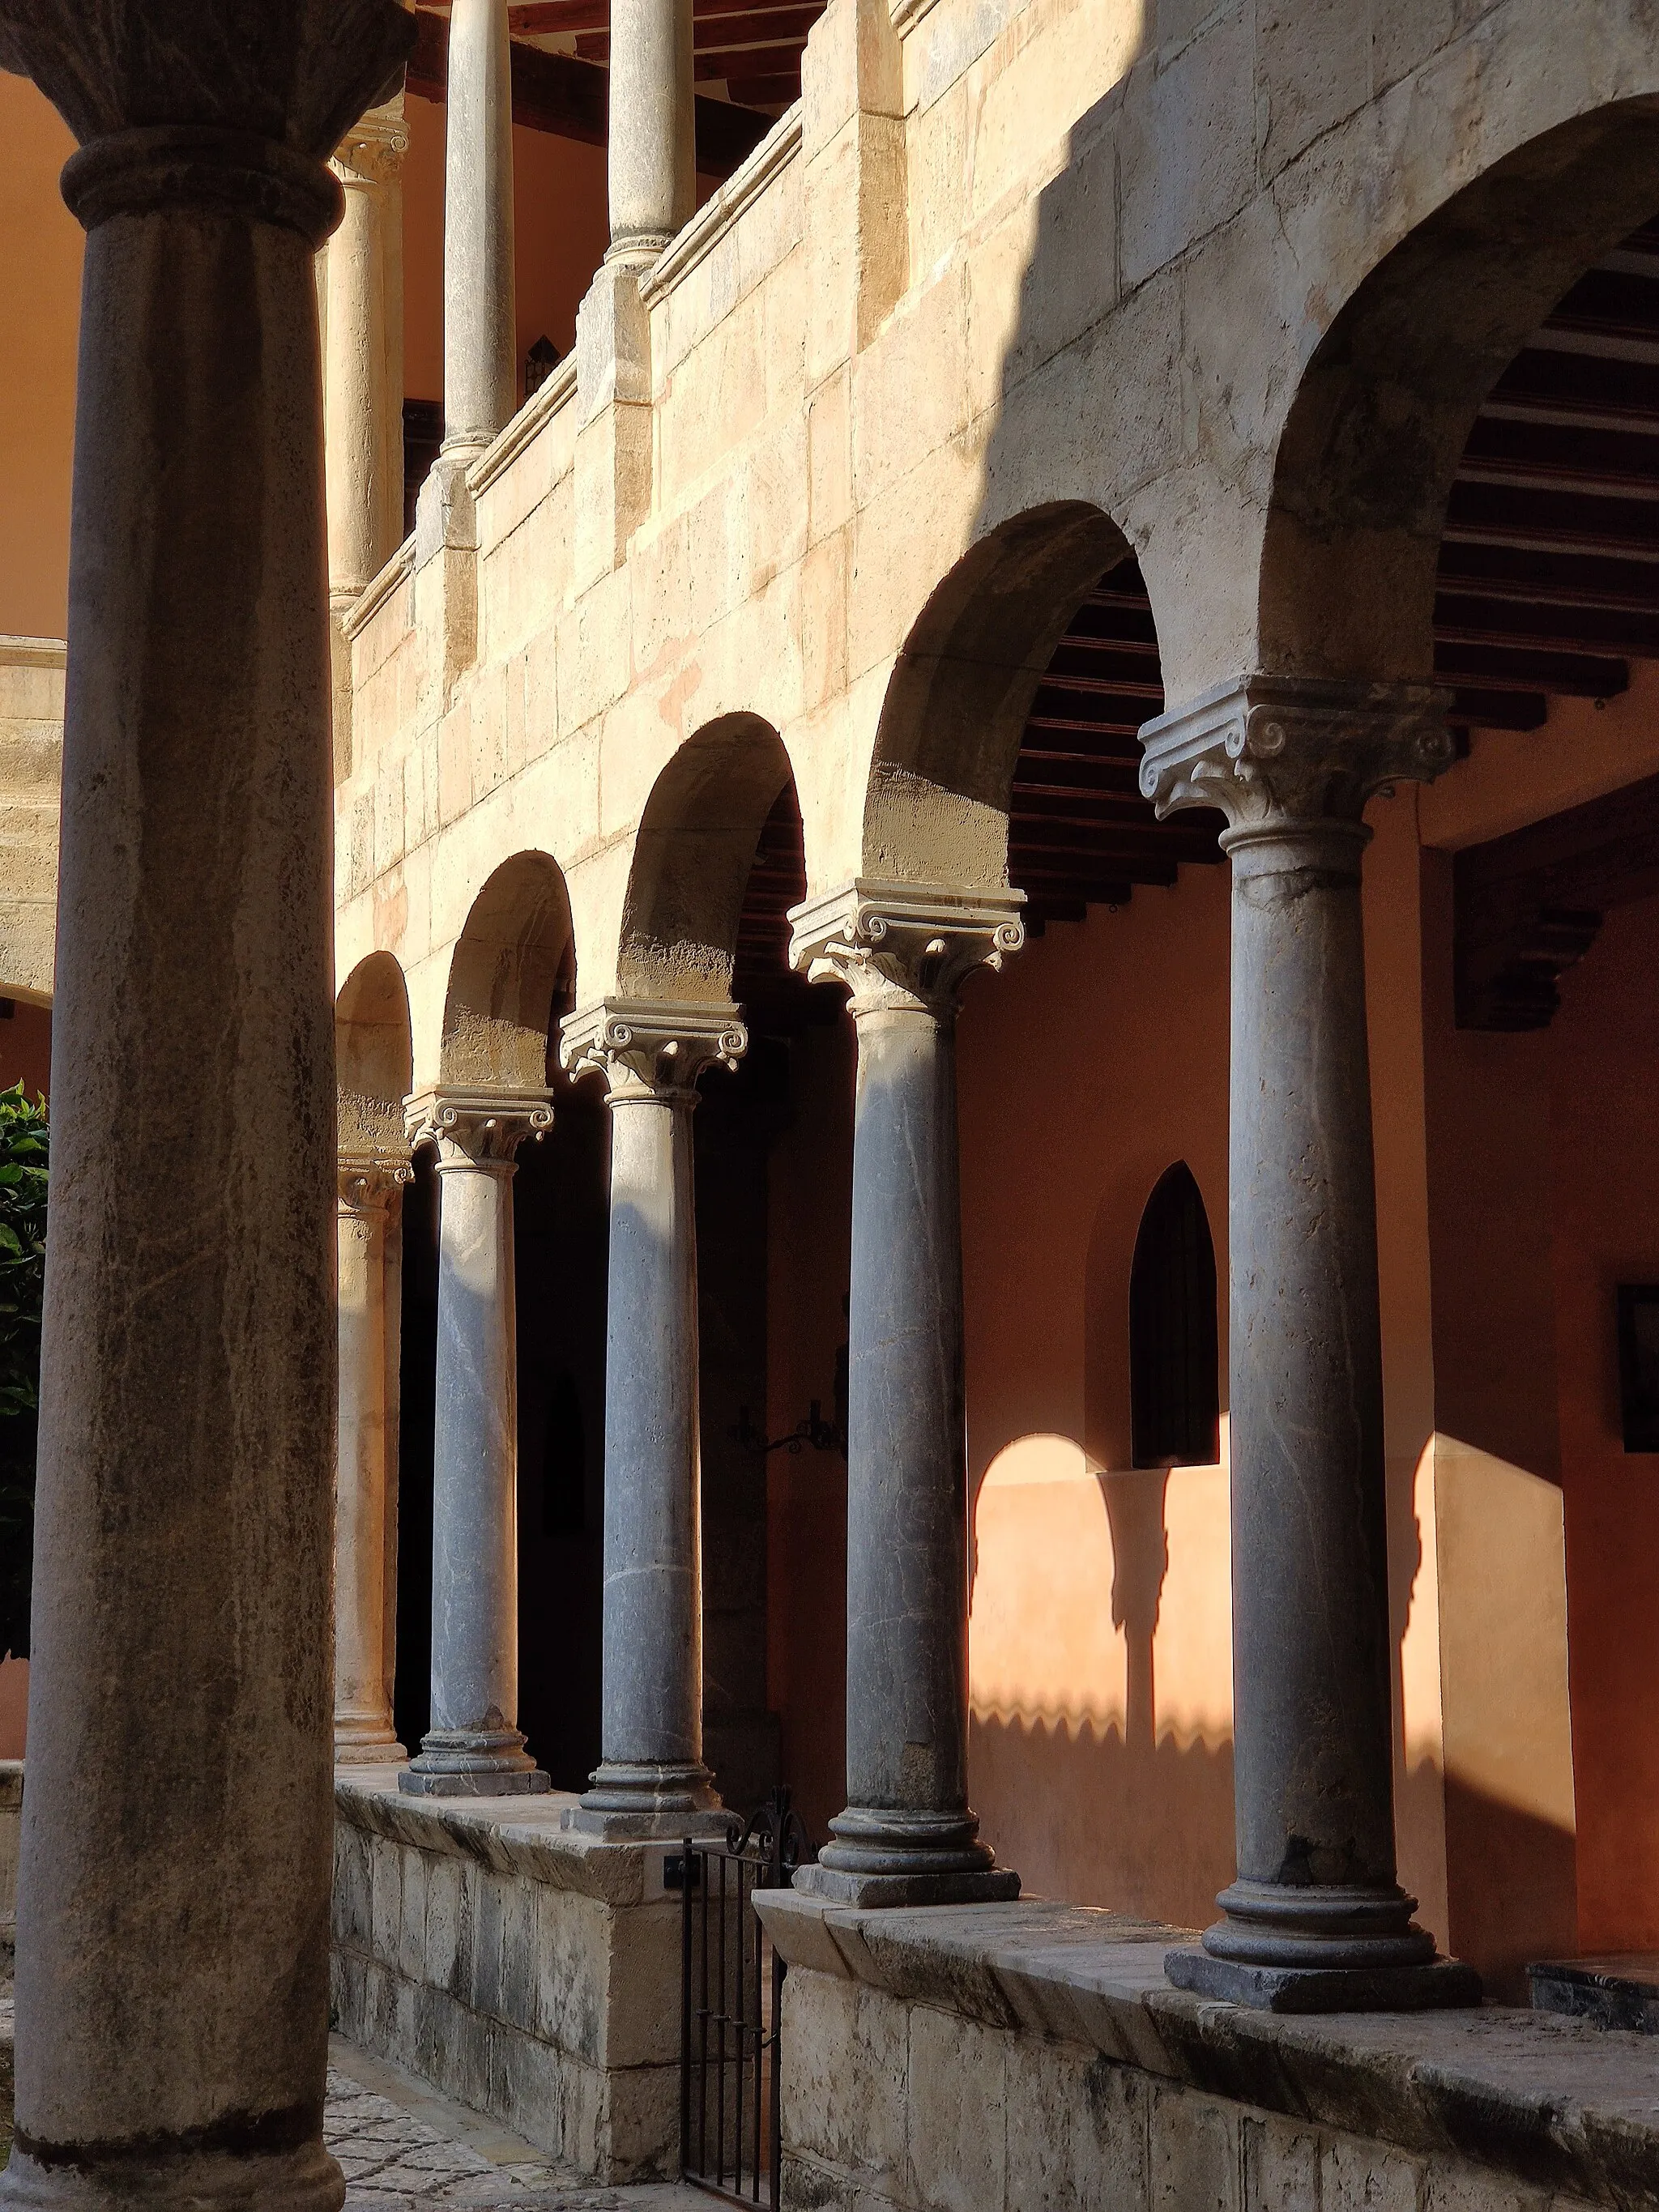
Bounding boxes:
[562,1760,725,1841]
[0,2134,344,2212]
[333,1728,407,1767]
[399,1726,549,1797]
[1164,1878,1482,2012]
[795,1805,1021,1908]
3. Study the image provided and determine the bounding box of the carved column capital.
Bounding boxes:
[559,999,748,1105]
[332,106,409,189]
[404,1086,553,1167]
[337,1150,414,1215]
[787,880,1026,1018]
[1138,676,1456,845]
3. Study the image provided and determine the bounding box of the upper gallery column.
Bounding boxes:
[335,1154,412,1766]
[325,98,407,610]
[606,0,694,261]
[1141,676,1480,2012]
[400,1088,552,1796]
[0,6,415,2212]
[560,1002,746,1837]
[788,885,1022,1907]
[443,0,516,458]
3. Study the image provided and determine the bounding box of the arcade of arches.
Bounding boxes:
[4,2,1659,2209]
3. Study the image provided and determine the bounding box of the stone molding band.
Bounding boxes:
[62,126,344,245]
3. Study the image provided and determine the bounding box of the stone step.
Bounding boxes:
[1529,1953,1659,2031]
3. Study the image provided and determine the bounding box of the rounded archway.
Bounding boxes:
[441,850,575,1090]
[335,951,412,1153]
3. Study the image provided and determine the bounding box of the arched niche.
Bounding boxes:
[1128,1162,1220,1473]
[336,952,413,1155]
[618,714,795,1002]
[865,503,1130,889]
[441,851,574,1089]
[1258,100,1659,685]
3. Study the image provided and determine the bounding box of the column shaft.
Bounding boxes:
[445,0,517,452]
[0,0,420,2189]
[608,0,696,257]
[403,1098,550,1794]
[335,1166,407,1764]
[326,117,405,603]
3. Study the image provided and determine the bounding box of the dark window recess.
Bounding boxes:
[1129,1162,1220,1470]
[525,335,561,396]
[1618,1285,1659,1454]
[542,1369,587,1535]
[403,398,445,539]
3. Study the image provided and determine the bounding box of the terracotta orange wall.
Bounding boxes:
[1548,893,1659,1950]
[403,92,616,404]
[0,74,81,643]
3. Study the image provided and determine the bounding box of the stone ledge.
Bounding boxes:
[335,1770,663,1908]
[755,1893,1659,2211]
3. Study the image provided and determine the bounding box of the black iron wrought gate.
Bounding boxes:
[677,1789,811,2206]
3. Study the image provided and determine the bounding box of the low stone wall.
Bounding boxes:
[331,1771,683,2184]
[757,1893,1657,2212]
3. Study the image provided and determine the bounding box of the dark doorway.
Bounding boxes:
[1128,1162,1220,1470]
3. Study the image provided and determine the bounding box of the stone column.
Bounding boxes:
[326,104,408,609]
[443,0,516,458]
[0,6,415,2211]
[788,886,1023,1907]
[559,1002,745,1838]
[607,0,695,261]
[401,1089,552,1796]
[335,1157,412,1766]
[1141,676,1481,2012]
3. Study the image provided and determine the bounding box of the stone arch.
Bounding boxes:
[336,951,412,1155]
[618,714,795,1001]
[863,503,1129,887]
[1257,99,1659,687]
[440,851,574,1088]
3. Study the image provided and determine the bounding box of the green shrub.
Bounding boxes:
[0,1082,47,1662]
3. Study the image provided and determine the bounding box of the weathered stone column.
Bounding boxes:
[326,104,407,607]
[335,1156,412,1766]
[1141,676,1480,2011]
[443,0,516,457]
[607,0,695,261]
[787,886,1023,1907]
[560,1002,745,1837]
[0,6,414,2210]
[401,1090,552,1796]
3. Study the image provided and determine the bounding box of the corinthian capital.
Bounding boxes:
[788,880,1025,1017]
[405,1086,553,1165]
[1138,676,1455,834]
[560,1000,748,1104]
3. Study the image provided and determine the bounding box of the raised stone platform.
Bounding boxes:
[1531,1956,1659,2036]
[331,1769,684,2186]
[756,1891,1659,2212]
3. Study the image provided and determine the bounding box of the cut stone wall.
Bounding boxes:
[757,1892,1653,2212]
[331,1772,684,2184]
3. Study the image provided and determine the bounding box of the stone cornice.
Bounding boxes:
[1138,675,1454,833]
[0,637,66,671]
[468,355,579,498]
[638,104,804,310]
[340,536,414,641]
[889,0,942,30]
[788,879,1025,1016]
[405,1085,553,1164]
[559,999,748,1103]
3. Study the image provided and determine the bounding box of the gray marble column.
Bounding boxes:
[1141,676,1481,2012]
[401,1090,552,1796]
[444,0,516,457]
[560,1002,746,1838]
[788,886,1023,1907]
[0,6,414,2210]
[335,1157,412,1766]
[607,0,695,260]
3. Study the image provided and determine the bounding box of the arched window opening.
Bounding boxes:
[1129,1163,1219,1470]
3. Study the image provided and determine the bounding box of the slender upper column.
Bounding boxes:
[399,1089,552,1796]
[787,884,1023,1907]
[335,1156,412,1767]
[443,0,516,456]
[326,104,408,611]
[606,0,695,262]
[559,1001,746,1838]
[0,6,414,2210]
[1141,676,1480,2012]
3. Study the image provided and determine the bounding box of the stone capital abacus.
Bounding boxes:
[1138,675,1456,850]
[405,1086,553,1167]
[788,880,1026,1018]
[560,999,748,1104]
